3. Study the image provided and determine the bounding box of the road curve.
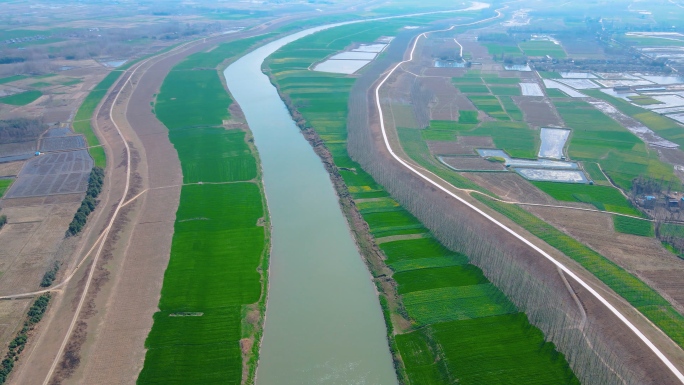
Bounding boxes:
[373,19,684,384]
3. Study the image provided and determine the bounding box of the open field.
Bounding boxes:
[138,184,265,383]
[266,19,580,384]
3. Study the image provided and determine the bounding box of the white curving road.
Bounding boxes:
[373,19,684,384]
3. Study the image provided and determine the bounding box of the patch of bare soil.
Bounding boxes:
[463,172,557,204]
[418,76,476,121]
[527,205,684,315]
[0,161,23,177]
[0,199,81,295]
[441,156,506,171]
[512,95,564,128]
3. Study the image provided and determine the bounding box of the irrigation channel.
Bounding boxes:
[222,6,488,384]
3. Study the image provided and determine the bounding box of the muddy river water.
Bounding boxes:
[223,24,397,385]
[223,3,490,381]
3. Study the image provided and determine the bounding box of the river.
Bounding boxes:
[222,4,489,382]
[223,24,397,385]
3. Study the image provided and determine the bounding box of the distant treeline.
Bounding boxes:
[66,167,104,237]
[0,293,51,384]
[0,118,45,145]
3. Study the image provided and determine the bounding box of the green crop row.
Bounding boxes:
[474,195,684,347]
[0,75,28,85]
[267,20,579,384]
[582,162,609,184]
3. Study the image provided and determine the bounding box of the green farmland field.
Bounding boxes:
[489,85,521,96]
[532,181,641,216]
[582,162,609,185]
[0,75,28,84]
[140,36,271,385]
[468,95,508,120]
[613,215,654,237]
[661,223,684,238]
[0,179,12,198]
[628,95,663,106]
[460,121,538,159]
[267,20,579,384]
[138,184,266,383]
[0,90,41,105]
[553,99,675,190]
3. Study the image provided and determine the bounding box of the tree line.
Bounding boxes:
[0,293,51,384]
[66,166,104,237]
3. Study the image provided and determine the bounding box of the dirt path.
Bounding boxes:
[372,16,684,383]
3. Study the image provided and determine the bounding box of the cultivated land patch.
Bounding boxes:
[4,150,92,199]
[39,135,86,152]
[139,35,271,384]
[266,20,579,384]
[553,99,675,191]
[0,90,42,106]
